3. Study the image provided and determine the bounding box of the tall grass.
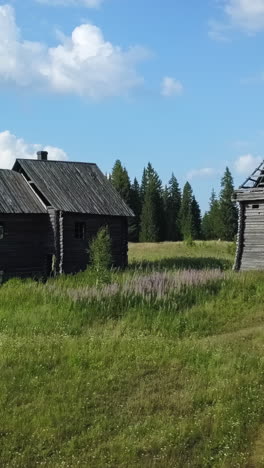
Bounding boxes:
[128,240,234,270]
[1,242,264,467]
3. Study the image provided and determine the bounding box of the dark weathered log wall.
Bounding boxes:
[240,202,264,270]
[0,214,53,280]
[47,208,61,274]
[62,214,128,273]
[233,202,245,271]
[0,212,128,280]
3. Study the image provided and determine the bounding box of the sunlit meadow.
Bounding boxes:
[1,241,264,467]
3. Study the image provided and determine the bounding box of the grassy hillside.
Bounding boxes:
[1,242,264,467]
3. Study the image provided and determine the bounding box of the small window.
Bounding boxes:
[0,225,4,240]
[75,222,86,240]
[252,204,260,209]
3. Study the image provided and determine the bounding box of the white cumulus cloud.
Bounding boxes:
[0,4,148,98]
[0,130,68,169]
[210,0,264,38]
[225,0,264,32]
[187,168,218,180]
[36,0,103,6]
[234,154,262,175]
[161,77,183,97]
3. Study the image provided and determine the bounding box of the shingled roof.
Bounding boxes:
[0,169,45,214]
[12,159,134,217]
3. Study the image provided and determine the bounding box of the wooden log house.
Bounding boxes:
[0,152,134,281]
[234,160,264,270]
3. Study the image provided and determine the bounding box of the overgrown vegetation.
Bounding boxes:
[89,226,112,284]
[1,241,264,467]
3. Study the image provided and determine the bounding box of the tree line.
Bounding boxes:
[110,160,238,242]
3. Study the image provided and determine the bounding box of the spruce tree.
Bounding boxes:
[219,167,238,241]
[163,185,169,240]
[179,182,201,240]
[202,189,221,240]
[111,159,131,205]
[201,212,211,240]
[192,196,202,239]
[111,159,142,242]
[139,163,165,242]
[180,182,194,240]
[140,167,147,203]
[166,173,182,241]
[210,189,221,239]
[129,178,141,242]
[140,178,159,242]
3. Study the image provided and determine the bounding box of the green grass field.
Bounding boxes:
[1,241,264,467]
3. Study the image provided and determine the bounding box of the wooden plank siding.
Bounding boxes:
[238,201,264,270]
[234,190,264,202]
[0,214,53,280]
[61,214,128,273]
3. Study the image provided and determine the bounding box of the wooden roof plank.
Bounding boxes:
[14,159,134,217]
[0,170,46,214]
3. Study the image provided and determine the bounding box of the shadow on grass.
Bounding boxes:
[128,256,232,272]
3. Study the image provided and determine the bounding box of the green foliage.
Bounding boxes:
[192,195,202,239]
[1,242,264,467]
[180,181,193,239]
[139,163,165,242]
[109,160,239,245]
[202,168,238,242]
[89,226,112,282]
[180,182,201,240]
[140,178,160,242]
[219,167,238,241]
[184,234,195,247]
[202,189,221,240]
[164,173,182,241]
[227,239,237,256]
[110,160,141,242]
[110,159,131,205]
[140,166,148,202]
[128,177,141,242]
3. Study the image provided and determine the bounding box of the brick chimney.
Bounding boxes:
[37,151,48,161]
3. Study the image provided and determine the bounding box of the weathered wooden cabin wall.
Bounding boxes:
[47,208,61,273]
[0,214,53,280]
[61,213,128,274]
[0,212,128,280]
[0,160,132,279]
[239,201,264,270]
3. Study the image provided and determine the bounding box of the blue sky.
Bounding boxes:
[1,0,264,211]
